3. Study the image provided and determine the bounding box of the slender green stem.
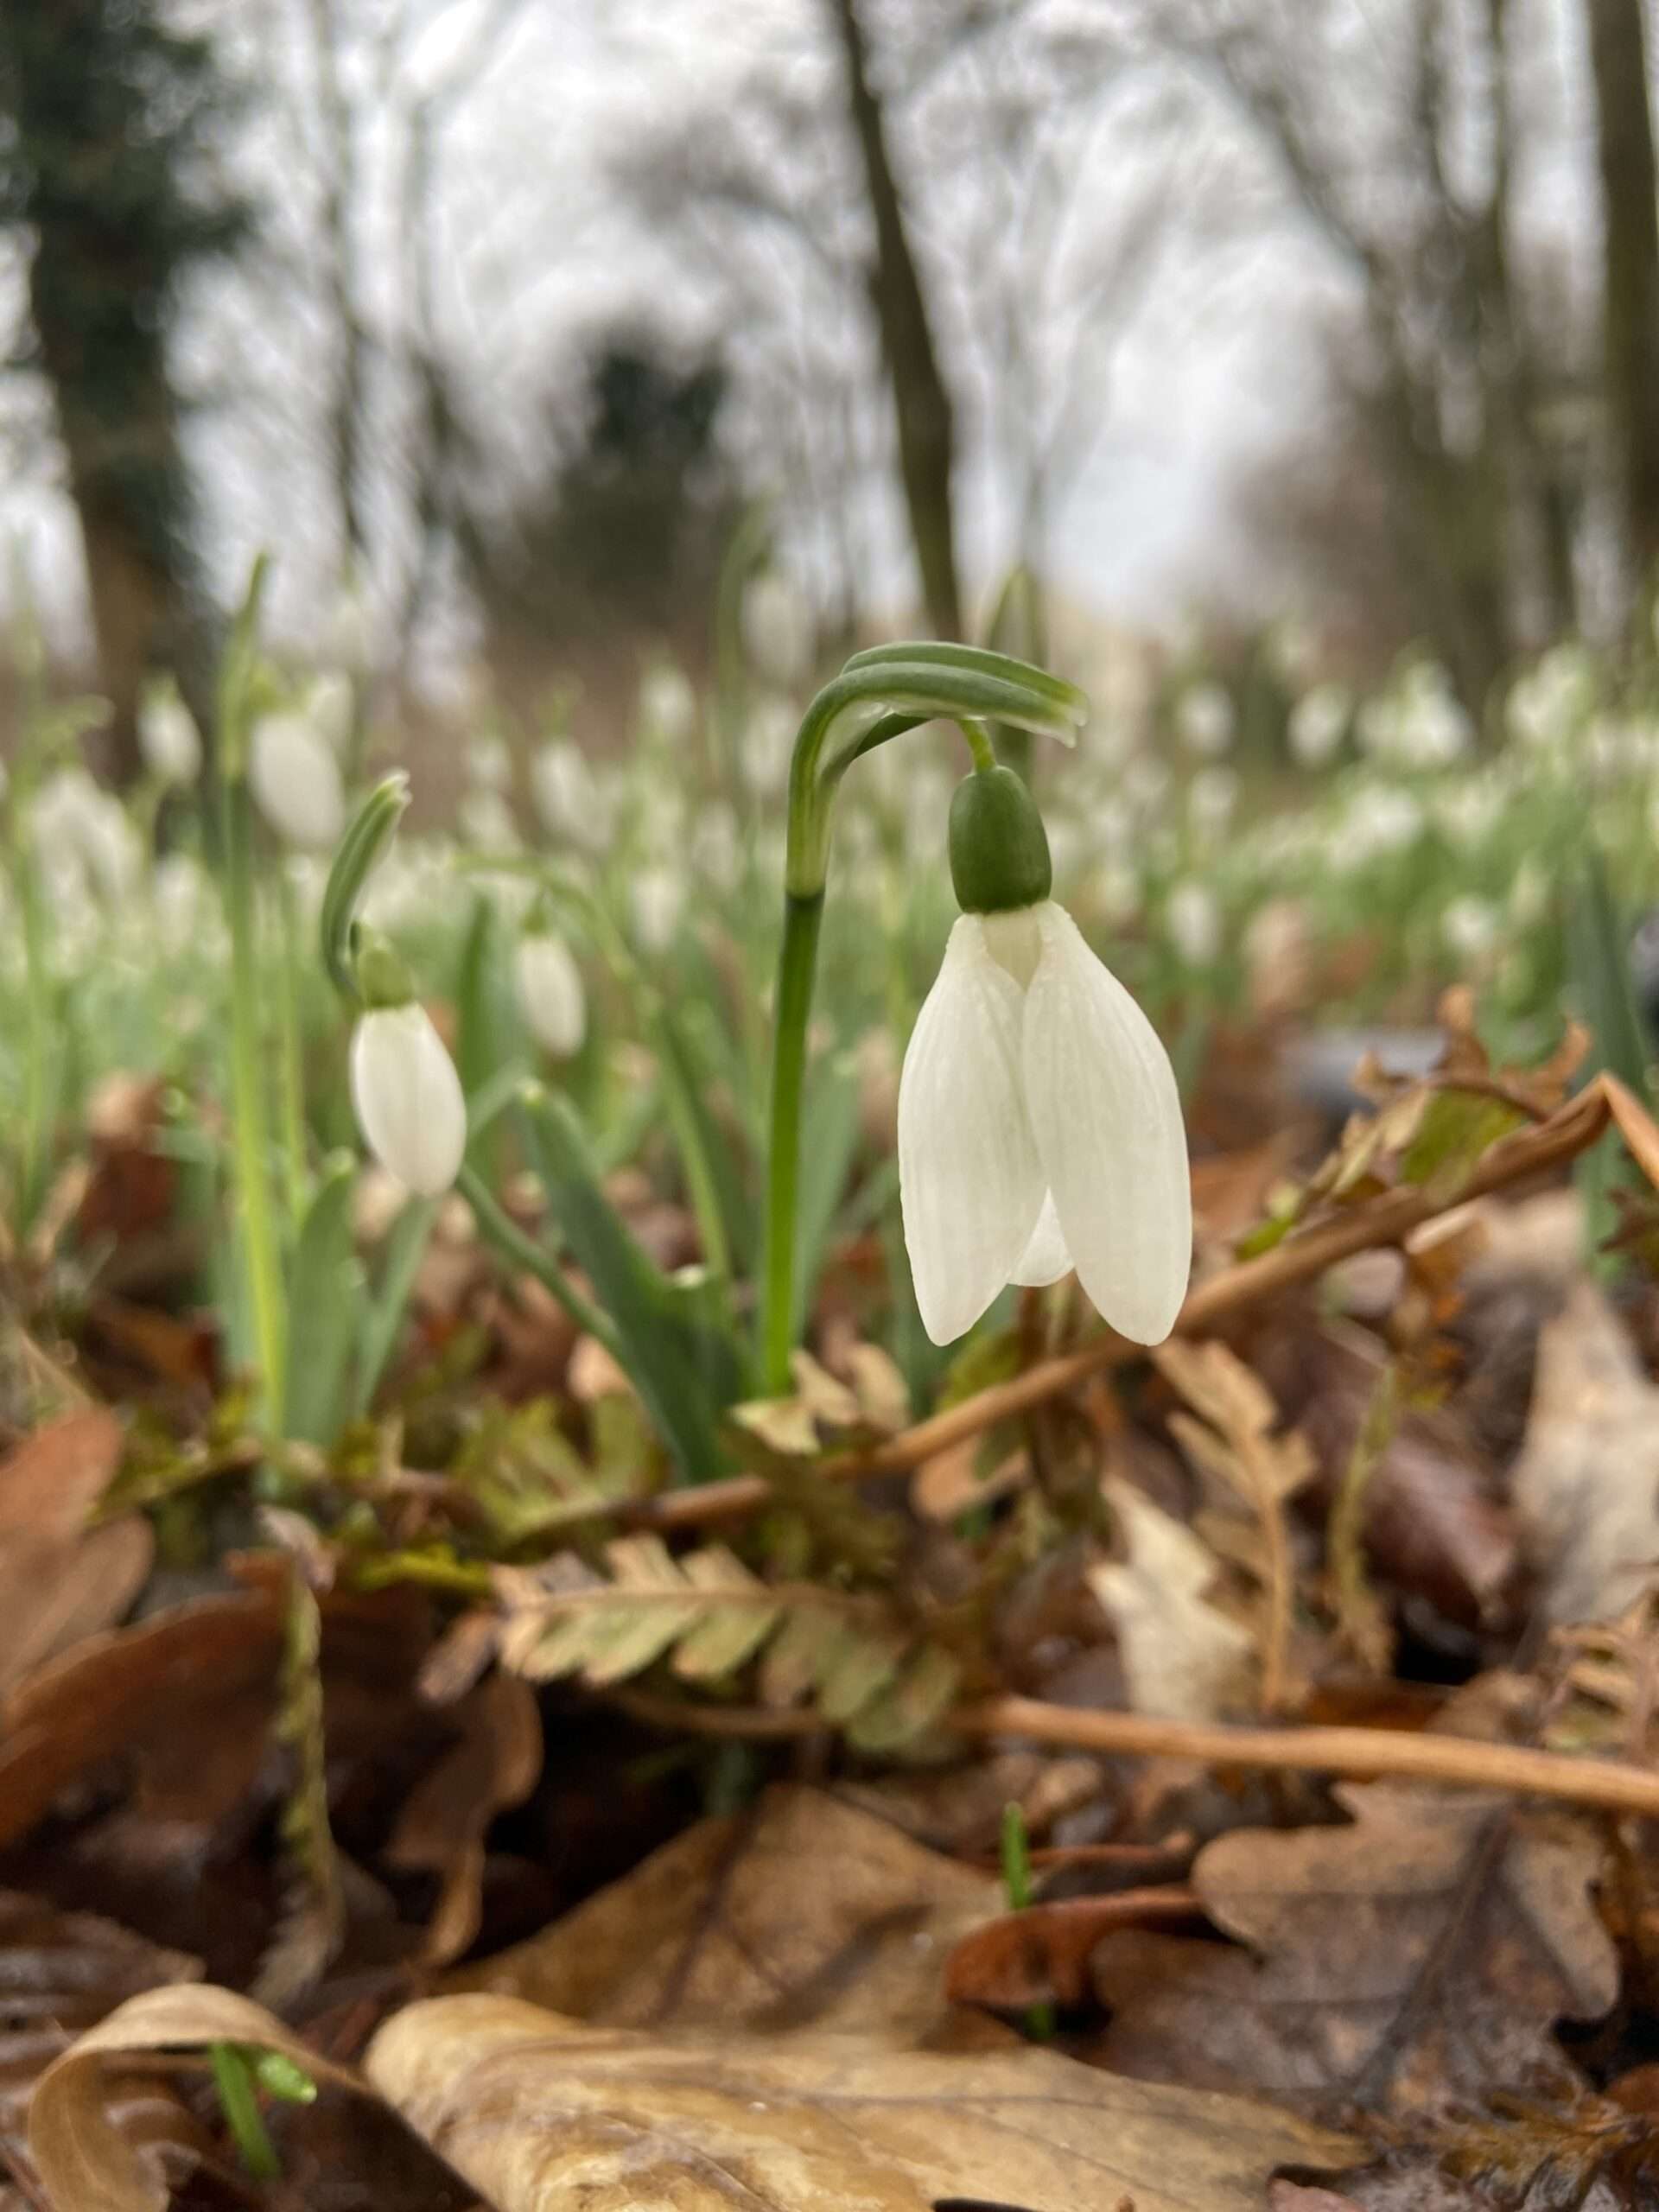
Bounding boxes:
[760,889,823,1392]
[960,718,997,772]
[210,2043,280,2181]
[222,778,288,1432]
[457,1159,625,1357]
[16,841,52,1228]
[276,868,309,1225]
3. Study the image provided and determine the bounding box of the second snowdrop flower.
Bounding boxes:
[899,762,1191,1348]
[349,981,467,1198]
[250,710,345,849]
[515,926,587,1057]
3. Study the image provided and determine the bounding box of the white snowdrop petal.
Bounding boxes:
[1009,1190,1072,1287]
[250,715,345,849]
[1022,902,1192,1344]
[350,1005,467,1197]
[515,932,586,1056]
[898,917,1045,1344]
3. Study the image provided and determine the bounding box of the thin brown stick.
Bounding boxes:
[604,1077,1618,1537]
[952,1694,1659,1819]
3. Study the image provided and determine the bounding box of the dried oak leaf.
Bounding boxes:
[451,1782,1001,2047]
[1088,1478,1255,1720]
[1090,1783,1617,2119]
[0,1409,151,1697]
[29,1983,361,2212]
[368,1992,1356,2212]
[1509,1280,1659,1624]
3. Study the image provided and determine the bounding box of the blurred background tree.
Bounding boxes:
[0,0,246,774]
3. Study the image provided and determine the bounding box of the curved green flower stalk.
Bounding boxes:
[760,645,1087,1392]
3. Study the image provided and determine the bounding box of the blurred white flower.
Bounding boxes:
[467,733,512,791]
[457,786,518,851]
[152,851,217,956]
[1432,783,1501,849]
[1090,861,1142,927]
[515,931,586,1056]
[1188,766,1238,843]
[350,1003,467,1196]
[632,862,683,952]
[1506,644,1594,750]
[690,800,741,890]
[33,767,140,906]
[1331,785,1423,869]
[1175,682,1234,758]
[898,899,1191,1345]
[1441,895,1500,963]
[1287,683,1349,769]
[531,738,615,851]
[137,690,201,784]
[639,664,697,744]
[307,671,355,755]
[249,712,345,849]
[741,572,812,689]
[1166,880,1222,967]
[739,696,795,798]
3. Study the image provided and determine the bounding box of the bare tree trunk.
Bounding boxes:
[1584,0,1659,601]
[304,0,369,569]
[824,0,962,637]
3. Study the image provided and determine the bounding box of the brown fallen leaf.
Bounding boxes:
[1510,1280,1659,1623]
[451,1783,1000,2045]
[0,1411,151,1696]
[1088,1476,1255,1720]
[384,1671,543,1965]
[368,1992,1357,2212]
[28,1982,360,2212]
[0,1893,202,2199]
[1090,1783,1618,2118]
[944,1885,1205,2011]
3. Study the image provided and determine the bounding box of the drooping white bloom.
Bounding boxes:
[249,712,345,849]
[639,664,697,744]
[1188,766,1238,843]
[741,572,812,688]
[632,861,683,952]
[349,1002,467,1196]
[137,690,201,784]
[739,696,796,798]
[1175,682,1234,758]
[898,900,1191,1346]
[690,799,742,890]
[1166,880,1222,968]
[515,931,586,1056]
[307,671,355,756]
[531,738,614,851]
[1287,683,1349,769]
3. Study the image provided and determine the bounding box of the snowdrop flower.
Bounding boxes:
[639,664,697,744]
[307,671,355,756]
[632,861,684,952]
[898,764,1190,1347]
[1166,880,1222,968]
[1287,683,1349,769]
[691,799,742,890]
[739,696,796,798]
[531,738,614,851]
[457,786,518,851]
[350,1000,467,1197]
[1188,766,1238,843]
[1176,682,1234,758]
[741,572,812,689]
[249,711,345,849]
[1441,895,1500,963]
[137,686,200,784]
[515,928,586,1056]
[33,767,140,906]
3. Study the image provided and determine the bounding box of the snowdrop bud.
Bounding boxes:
[741,572,812,688]
[250,712,345,849]
[639,664,697,744]
[1166,880,1222,968]
[515,929,586,1056]
[1176,682,1234,758]
[349,1001,467,1197]
[1287,684,1349,769]
[137,688,201,784]
[308,671,355,755]
[632,861,683,952]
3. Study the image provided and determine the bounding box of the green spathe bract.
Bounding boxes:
[948,765,1052,914]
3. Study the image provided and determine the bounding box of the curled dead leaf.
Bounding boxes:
[367,1992,1357,2212]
